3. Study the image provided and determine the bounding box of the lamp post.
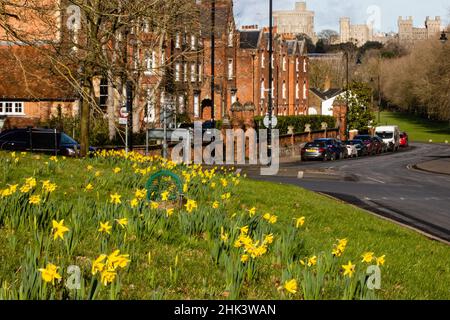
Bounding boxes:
[268,0,273,153]
[210,0,216,127]
[344,51,349,140]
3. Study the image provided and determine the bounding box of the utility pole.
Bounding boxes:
[210,0,215,126]
[268,0,273,153]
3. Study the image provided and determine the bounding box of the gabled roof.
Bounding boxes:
[0,45,77,101]
[239,30,260,49]
[310,88,344,101]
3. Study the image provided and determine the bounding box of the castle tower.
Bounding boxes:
[340,17,350,43]
[425,16,442,38]
[398,16,413,42]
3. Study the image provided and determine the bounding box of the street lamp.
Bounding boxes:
[267,0,273,154]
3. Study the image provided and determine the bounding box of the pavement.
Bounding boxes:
[243,143,450,244]
[414,157,450,175]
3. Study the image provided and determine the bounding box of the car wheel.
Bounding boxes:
[330,153,336,161]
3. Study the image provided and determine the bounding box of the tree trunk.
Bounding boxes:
[80,84,91,157]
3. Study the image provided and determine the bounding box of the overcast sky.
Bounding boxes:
[234,0,450,33]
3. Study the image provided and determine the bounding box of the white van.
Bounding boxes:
[375,126,400,152]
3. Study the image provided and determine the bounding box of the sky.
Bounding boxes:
[234,0,450,33]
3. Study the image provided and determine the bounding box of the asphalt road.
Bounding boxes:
[249,143,450,243]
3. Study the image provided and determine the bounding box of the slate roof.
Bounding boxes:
[310,88,344,101]
[239,30,260,49]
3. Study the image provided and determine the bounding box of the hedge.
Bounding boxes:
[254,115,336,135]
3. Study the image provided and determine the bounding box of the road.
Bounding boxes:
[248,143,450,243]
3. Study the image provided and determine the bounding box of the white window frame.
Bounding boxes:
[228,30,234,47]
[296,58,299,72]
[178,95,185,114]
[282,56,287,72]
[191,63,197,82]
[145,51,154,75]
[282,81,287,99]
[231,91,237,105]
[191,35,197,50]
[228,59,234,80]
[261,53,265,68]
[260,80,265,99]
[303,83,307,100]
[0,101,25,116]
[175,63,181,82]
[198,63,203,82]
[303,59,307,73]
[184,63,188,82]
[194,94,200,118]
[145,90,155,124]
[296,82,300,100]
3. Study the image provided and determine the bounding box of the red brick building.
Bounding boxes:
[0,0,310,132]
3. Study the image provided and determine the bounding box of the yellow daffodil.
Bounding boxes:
[284,279,298,294]
[29,195,41,205]
[183,183,188,193]
[342,261,356,278]
[92,254,107,275]
[161,191,170,201]
[221,193,231,200]
[221,178,228,187]
[376,255,386,266]
[248,207,257,217]
[25,177,37,188]
[220,227,229,243]
[38,263,62,284]
[263,213,271,221]
[110,193,122,205]
[100,269,117,286]
[87,165,94,171]
[308,256,318,267]
[98,221,112,234]
[166,208,174,217]
[264,234,274,245]
[115,218,128,228]
[211,182,216,189]
[85,183,94,192]
[113,167,121,174]
[95,171,102,177]
[212,201,220,209]
[240,226,249,235]
[52,219,69,241]
[130,198,139,208]
[361,252,375,264]
[269,215,278,224]
[135,189,146,200]
[20,184,32,193]
[150,201,159,210]
[295,217,306,228]
[241,254,249,263]
[185,199,198,213]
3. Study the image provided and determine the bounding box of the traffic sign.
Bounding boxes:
[263,115,278,128]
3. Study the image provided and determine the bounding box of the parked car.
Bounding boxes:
[354,135,377,155]
[337,140,350,158]
[372,136,388,153]
[400,132,409,148]
[343,141,358,158]
[0,128,92,156]
[301,142,332,161]
[375,125,400,152]
[346,139,369,157]
[314,138,345,160]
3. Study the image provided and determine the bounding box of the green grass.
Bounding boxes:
[0,151,448,300]
[379,111,450,143]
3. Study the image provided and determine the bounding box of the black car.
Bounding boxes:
[346,139,369,157]
[0,128,87,156]
[301,142,332,161]
[314,138,345,160]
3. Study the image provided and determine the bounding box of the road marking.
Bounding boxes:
[367,177,386,184]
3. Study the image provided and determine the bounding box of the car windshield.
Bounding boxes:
[355,136,371,142]
[305,142,324,148]
[60,133,77,145]
[376,132,393,139]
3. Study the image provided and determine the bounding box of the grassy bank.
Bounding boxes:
[0,151,448,300]
[379,112,450,143]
